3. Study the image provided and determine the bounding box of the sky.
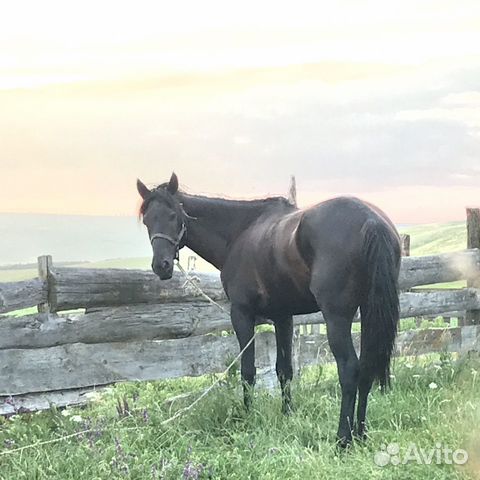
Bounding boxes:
[1,0,480,223]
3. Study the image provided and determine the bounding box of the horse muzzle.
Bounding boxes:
[152,259,174,280]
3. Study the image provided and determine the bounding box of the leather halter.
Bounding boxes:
[150,222,187,260]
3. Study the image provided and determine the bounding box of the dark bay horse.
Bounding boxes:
[137,173,400,445]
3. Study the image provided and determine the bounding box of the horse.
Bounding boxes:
[137,173,400,446]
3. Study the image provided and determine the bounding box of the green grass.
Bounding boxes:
[0,268,38,282]
[1,354,479,479]
[399,221,466,257]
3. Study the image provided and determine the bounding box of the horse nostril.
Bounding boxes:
[161,260,171,270]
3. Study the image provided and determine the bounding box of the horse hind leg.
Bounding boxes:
[355,305,376,440]
[318,301,359,446]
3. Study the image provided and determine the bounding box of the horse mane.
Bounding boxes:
[139,184,291,218]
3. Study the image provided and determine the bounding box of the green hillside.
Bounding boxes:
[399,221,467,256]
[0,249,217,282]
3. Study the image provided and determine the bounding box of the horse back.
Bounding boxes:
[221,196,399,317]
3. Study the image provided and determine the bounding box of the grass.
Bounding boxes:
[0,354,479,479]
[399,221,466,257]
[397,221,468,290]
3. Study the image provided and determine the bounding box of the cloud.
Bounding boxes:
[2,58,480,216]
[172,60,480,192]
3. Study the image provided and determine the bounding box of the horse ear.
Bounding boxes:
[137,179,150,199]
[167,172,179,194]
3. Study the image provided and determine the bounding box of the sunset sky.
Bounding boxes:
[2,0,480,223]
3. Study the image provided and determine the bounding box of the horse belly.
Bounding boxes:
[258,273,319,317]
[256,228,317,316]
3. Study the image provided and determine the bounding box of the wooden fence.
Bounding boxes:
[0,210,480,415]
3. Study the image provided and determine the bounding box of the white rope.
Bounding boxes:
[176,260,230,315]
[159,330,256,427]
[170,260,257,426]
[1,261,257,456]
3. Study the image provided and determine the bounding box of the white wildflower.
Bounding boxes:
[70,415,83,422]
[428,382,438,389]
[84,391,102,402]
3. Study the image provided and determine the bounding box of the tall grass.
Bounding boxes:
[1,354,479,479]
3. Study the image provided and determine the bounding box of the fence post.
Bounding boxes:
[288,175,297,207]
[400,234,410,257]
[465,208,480,325]
[400,234,419,326]
[287,174,304,376]
[37,255,53,313]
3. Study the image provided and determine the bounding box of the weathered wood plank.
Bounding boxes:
[47,250,480,311]
[0,278,47,314]
[2,290,479,349]
[1,326,478,396]
[399,288,480,317]
[296,326,479,368]
[0,387,105,415]
[399,249,480,289]
[0,304,226,349]
[0,333,277,395]
[50,268,225,311]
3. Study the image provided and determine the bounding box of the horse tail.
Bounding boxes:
[360,217,400,391]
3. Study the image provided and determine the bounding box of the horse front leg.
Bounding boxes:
[231,304,256,409]
[274,316,294,415]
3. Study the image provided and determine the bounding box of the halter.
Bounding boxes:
[150,222,187,260]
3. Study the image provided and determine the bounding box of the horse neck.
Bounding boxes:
[178,192,291,270]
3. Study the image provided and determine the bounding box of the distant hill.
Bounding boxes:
[0,212,151,266]
[399,221,466,256]
[0,212,216,281]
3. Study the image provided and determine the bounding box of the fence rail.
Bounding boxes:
[1,249,480,316]
[0,278,46,314]
[1,289,480,352]
[1,326,479,398]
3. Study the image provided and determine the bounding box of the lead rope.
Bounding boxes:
[175,260,230,315]
[0,261,257,456]
[164,259,257,424]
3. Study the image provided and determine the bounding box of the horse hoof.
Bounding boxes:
[354,431,368,442]
[354,423,368,442]
[336,436,352,450]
